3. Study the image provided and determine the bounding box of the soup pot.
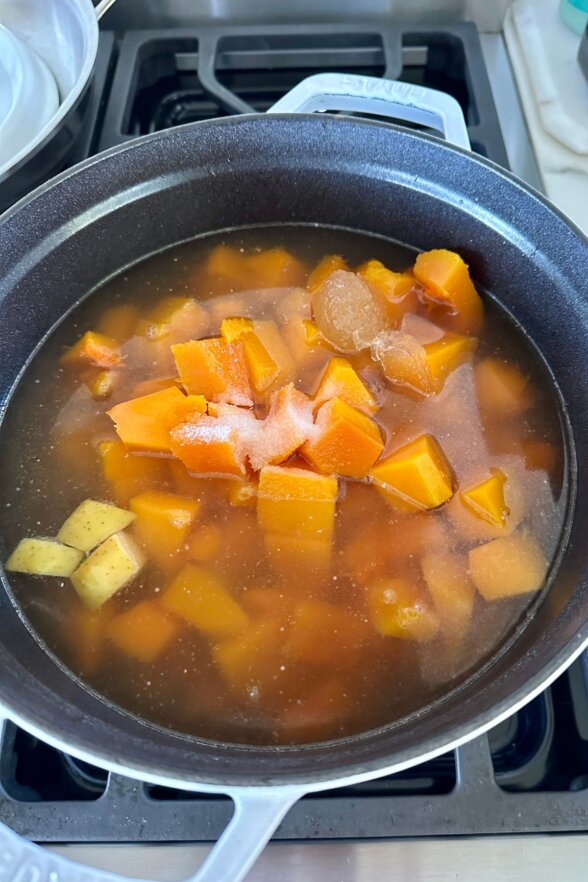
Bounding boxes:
[0,74,587,882]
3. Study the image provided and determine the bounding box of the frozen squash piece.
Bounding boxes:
[98,439,168,505]
[424,333,477,392]
[301,397,384,478]
[413,249,483,333]
[68,605,114,675]
[107,600,180,663]
[213,619,283,692]
[448,466,524,543]
[220,316,254,342]
[135,296,208,342]
[265,532,331,584]
[97,304,140,343]
[371,434,454,511]
[107,387,207,454]
[358,259,418,325]
[460,468,509,528]
[307,255,349,293]
[130,491,201,570]
[279,676,350,742]
[246,247,306,287]
[188,523,222,562]
[222,317,294,394]
[312,270,388,353]
[313,356,379,414]
[71,532,144,610]
[60,331,121,369]
[84,369,116,401]
[286,600,366,670]
[257,466,338,540]
[57,499,136,552]
[248,383,315,471]
[475,358,532,416]
[170,409,252,477]
[371,330,432,395]
[421,552,475,640]
[6,537,83,577]
[161,563,248,636]
[368,577,440,641]
[469,531,548,601]
[172,337,253,406]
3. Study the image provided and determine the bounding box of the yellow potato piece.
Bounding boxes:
[469,531,548,601]
[71,532,144,610]
[460,469,509,528]
[370,434,454,511]
[6,537,83,577]
[57,499,136,552]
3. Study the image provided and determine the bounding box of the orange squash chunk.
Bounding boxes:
[414,248,483,333]
[172,337,253,406]
[358,259,418,325]
[301,397,384,478]
[265,532,331,584]
[424,333,477,392]
[107,600,180,663]
[60,331,121,369]
[475,358,532,416]
[131,376,179,398]
[279,677,350,741]
[187,523,222,562]
[136,296,208,342]
[469,531,548,600]
[242,587,290,618]
[161,563,248,636]
[248,383,315,471]
[286,600,366,670]
[372,330,475,395]
[97,304,140,343]
[257,465,338,540]
[307,254,349,293]
[313,356,378,414]
[246,247,306,288]
[98,439,168,505]
[420,552,475,639]
[68,605,114,675]
[368,577,440,641]
[460,468,509,527]
[282,316,330,372]
[170,407,253,477]
[130,491,201,570]
[222,317,294,394]
[107,387,207,454]
[370,434,454,511]
[213,619,283,692]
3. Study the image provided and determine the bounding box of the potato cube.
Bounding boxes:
[301,397,384,478]
[257,465,338,540]
[460,469,509,528]
[172,337,253,406]
[6,537,83,577]
[469,531,548,601]
[312,356,378,414]
[130,491,200,571]
[370,434,454,511]
[161,563,248,635]
[57,499,136,553]
[71,532,144,610]
[420,552,475,639]
[107,387,207,454]
[475,358,532,416]
[414,249,483,333]
[107,599,180,663]
[368,577,440,641]
[98,439,168,506]
[60,331,121,369]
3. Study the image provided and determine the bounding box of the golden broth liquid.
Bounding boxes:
[0,226,568,746]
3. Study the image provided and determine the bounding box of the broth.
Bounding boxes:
[0,226,567,745]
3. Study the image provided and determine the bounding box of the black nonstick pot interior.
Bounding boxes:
[0,114,587,789]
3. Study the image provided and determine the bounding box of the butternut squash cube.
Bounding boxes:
[71,532,144,610]
[213,619,283,691]
[172,337,253,406]
[227,478,258,507]
[60,331,121,369]
[370,434,454,511]
[107,600,180,663]
[187,523,222,562]
[222,317,294,394]
[107,387,207,454]
[358,259,418,326]
[414,248,483,333]
[135,296,208,342]
[301,397,384,478]
[170,413,249,477]
[313,356,378,414]
[6,537,83,577]
[246,247,306,287]
[68,605,114,675]
[265,532,331,583]
[286,600,366,669]
[475,358,532,416]
[242,587,290,618]
[220,316,254,341]
[257,465,338,540]
[420,552,475,639]
[469,531,548,600]
[98,439,168,506]
[460,469,509,528]
[307,254,349,293]
[205,244,255,288]
[368,577,440,641]
[97,304,140,343]
[130,491,201,570]
[424,333,477,392]
[57,499,136,552]
[161,564,248,636]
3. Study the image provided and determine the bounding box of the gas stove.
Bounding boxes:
[2,13,586,882]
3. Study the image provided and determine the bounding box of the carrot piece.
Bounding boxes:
[97,304,140,343]
[161,563,249,636]
[68,605,114,675]
[187,523,223,562]
[301,397,384,478]
[98,439,168,505]
[286,600,367,670]
[307,255,349,293]
[358,259,418,326]
[368,577,440,641]
[213,619,283,692]
[468,531,548,600]
[107,600,180,663]
[475,358,532,416]
[60,331,121,369]
[313,356,378,414]
[257,465,338,540]
[420,552,475,640]
[414,248,483,333]
[460,468,509,528]
[130,490,201,571]
[135,296,209,342]
[172,337,253,406]
[370,434,454,511]
[279,677,350,742]
[246,247,306,287]
[107,387,207,454]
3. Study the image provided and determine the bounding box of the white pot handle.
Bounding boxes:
[267,72,471,151]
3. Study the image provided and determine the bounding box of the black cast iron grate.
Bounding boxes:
[3,22,586,844]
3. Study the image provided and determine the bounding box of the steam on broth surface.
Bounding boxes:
[0,226,567,745]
